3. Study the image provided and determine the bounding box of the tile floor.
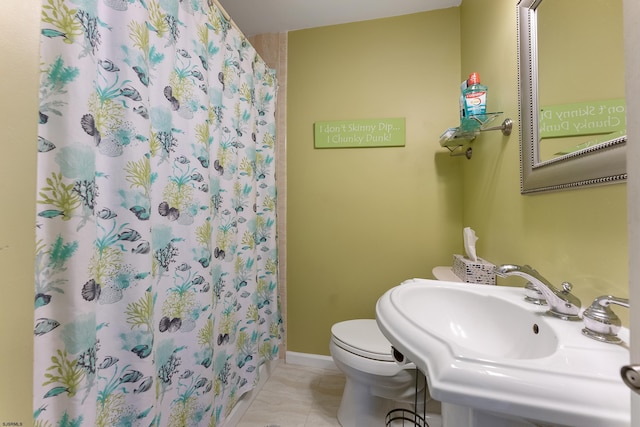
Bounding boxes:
[237,362,345,427]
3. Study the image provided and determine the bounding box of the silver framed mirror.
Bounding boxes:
[517,0,627,194]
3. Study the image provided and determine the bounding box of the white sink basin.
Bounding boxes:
[401,286,559,360]
[376,279,630,427]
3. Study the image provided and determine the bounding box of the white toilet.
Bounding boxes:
[330,318,430,427]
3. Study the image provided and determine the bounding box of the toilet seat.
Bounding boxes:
[331,319,394,362]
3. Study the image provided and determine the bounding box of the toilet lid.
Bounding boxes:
[331,319,395,362]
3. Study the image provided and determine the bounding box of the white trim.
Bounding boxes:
[285,351,338,370]
[222,358,279,426]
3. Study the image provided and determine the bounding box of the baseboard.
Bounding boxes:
[285,351,338,371]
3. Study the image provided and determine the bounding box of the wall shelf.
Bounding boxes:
[439,113,512,159]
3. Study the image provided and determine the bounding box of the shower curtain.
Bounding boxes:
[34,1,280,426]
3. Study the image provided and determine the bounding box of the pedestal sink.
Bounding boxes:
[375,278,630,427]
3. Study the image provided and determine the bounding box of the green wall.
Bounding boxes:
[287,9,465,355]
[288,0,628,356]
[459,0,628,318]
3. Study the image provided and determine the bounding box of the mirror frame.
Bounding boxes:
[517,0,627,194]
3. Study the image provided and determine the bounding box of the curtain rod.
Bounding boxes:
[211,0,242,34]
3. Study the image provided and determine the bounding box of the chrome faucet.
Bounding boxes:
[496,264,582,321]
[582,295,629,344]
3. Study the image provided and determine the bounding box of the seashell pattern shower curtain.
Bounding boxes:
[34,0,280,425]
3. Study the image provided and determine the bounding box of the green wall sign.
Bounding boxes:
[314,118,406,148]
[539,98,626,138]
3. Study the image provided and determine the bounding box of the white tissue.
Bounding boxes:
[463,227,478,262]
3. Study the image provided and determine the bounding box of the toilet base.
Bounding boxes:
[337,377,401,426]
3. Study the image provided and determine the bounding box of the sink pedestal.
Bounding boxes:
[442,403,542,427]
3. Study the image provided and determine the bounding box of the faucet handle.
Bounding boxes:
[497,263,581,320]
[582,295,629,344]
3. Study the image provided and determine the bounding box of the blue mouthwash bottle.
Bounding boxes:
[463,72,488,118]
